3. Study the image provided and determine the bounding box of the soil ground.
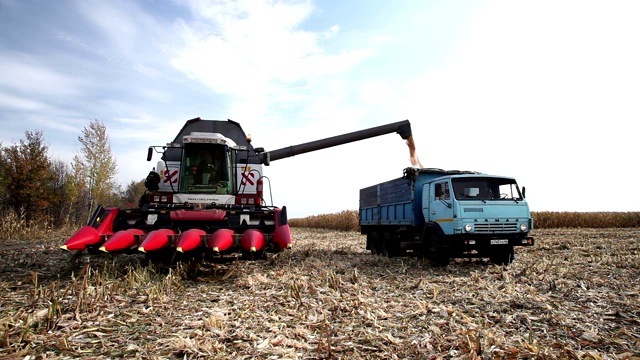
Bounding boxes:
[0,228,639,359]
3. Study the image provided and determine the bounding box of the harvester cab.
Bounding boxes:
[145,118,264,208]
[161,133,234,193]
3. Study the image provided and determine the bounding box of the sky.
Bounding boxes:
[0,0,638,218]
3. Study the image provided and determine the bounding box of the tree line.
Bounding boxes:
[0,119,146,228]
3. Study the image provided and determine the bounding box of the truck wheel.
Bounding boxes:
[367,232,380,255]
[427,234,449,267]
[380,232,403,257]
[490,246,514,265]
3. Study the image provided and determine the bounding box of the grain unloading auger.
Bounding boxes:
[61,118,413,263]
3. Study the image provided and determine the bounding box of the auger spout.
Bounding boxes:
[259,120,412,165]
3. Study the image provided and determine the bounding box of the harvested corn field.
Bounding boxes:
[1,228,639,359]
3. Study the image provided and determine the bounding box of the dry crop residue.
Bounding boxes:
[0,228,639,359]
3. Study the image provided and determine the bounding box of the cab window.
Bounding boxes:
[435,182,450,200]
[180,144,230,192]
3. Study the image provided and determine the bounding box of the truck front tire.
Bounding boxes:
[489,245,514,265]
[426,233,449,267]
[368,231,401,257]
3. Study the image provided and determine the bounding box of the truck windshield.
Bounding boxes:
[452,177,523,201]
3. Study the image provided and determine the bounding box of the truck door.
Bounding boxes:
[428,181,454,234]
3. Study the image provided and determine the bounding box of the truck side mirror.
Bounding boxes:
[522,186,526,199]
[147,147,153,161]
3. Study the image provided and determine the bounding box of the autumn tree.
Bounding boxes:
[71,119,120,221]
[122,178,146,207]
[67,157,89,225]
[47,159,71,225]
[0,131,55,221]
[0,142,5,204]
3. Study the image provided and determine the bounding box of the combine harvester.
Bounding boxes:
[61,118,413,263]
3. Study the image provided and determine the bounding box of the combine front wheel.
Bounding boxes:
[145,248,177,269]
[242,250,267,261]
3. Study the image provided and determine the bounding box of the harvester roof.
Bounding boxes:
[173,118,254,150]
[167,118,260,164]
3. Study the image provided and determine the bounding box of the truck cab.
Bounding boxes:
[426,175,532,236]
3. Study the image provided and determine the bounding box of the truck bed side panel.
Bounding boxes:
[360,178,417,226]
[360,185,378,208]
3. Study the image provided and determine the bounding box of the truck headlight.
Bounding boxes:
[520,223,528,232]
[464,224,472,232]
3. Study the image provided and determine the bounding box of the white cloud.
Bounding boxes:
[2,0,637,215]
[370,34,393,44]
[254,0,640,216]
[324,25,340,39]
[383,0,640,212]
[73,0,167,60]
[169,0,374,122]
[0,52,89,99]
[74,1,138,55]
[0,92,47,111]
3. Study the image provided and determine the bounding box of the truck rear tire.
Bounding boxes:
[367,232,380,255]
[380,232,400,258]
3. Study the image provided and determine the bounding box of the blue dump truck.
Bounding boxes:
[359,167,534,266]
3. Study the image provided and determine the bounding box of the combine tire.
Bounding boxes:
[145,248,177,269]
[242,250,267,261]
[86,246,102,256]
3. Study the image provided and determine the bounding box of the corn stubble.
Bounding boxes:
[0,227,638,359]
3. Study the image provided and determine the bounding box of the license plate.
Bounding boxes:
[490,239,509,245]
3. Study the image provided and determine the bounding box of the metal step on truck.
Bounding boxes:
[359,167,535,266]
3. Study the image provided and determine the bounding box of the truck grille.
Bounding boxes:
[474,222,518,233]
